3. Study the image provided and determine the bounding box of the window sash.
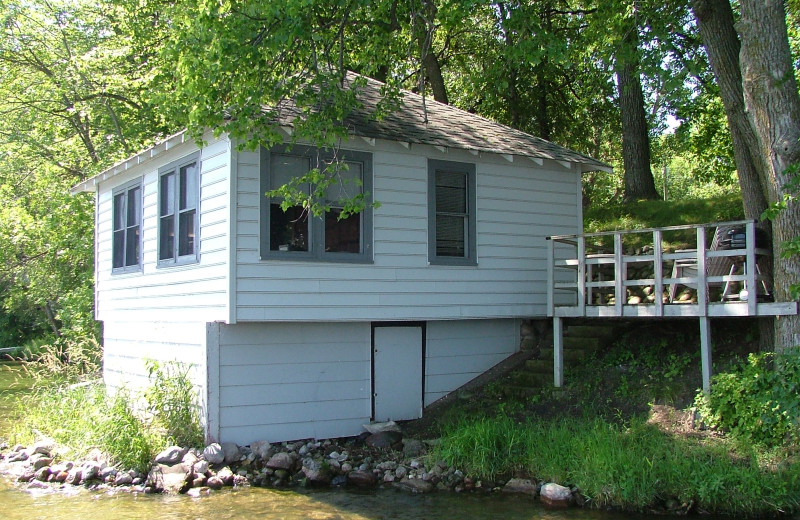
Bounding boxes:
[112,182,142,272]
[261,145,372,262]
[428,160,476,265]
[158,157,199,265]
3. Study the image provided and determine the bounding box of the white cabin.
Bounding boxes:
[73,75,608,445]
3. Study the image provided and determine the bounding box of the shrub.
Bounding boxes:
[694,347,800,446]
[143,360,204,449]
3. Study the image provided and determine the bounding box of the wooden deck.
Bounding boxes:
[546,220,798,391]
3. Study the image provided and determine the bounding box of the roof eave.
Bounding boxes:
[71,130,190,194]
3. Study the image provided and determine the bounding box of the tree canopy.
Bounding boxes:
[0,0,798,349]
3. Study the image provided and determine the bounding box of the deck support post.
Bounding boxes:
[553,317,563,387]
[699,317,712,393]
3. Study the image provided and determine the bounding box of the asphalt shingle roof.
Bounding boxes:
[73,72,610,193]
[273,73,610,171]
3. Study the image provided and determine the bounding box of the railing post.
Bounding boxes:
[554,316,563,387]
[700,316,712,393]
[614,233,624,316]
[654,229,663,317]
[547,238,554,317]
[746,221,757,315]
[577,236,586,316]
[697,226,707,316]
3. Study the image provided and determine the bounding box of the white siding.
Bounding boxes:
[103,320,208,402]
[216,322,372,444]
[425,319,518,405]
[234,140,580,322]
[213,318,518,445]
[94,136,231,324]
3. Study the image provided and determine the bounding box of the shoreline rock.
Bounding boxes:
[0,429,584,511]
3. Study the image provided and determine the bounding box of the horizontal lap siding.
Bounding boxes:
[103,320,207,395]
[95,137,231,324]
[424,319,518,405]
[217,322,371,444]
[234,141,580,322]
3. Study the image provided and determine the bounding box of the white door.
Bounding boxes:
[373,325,423,422]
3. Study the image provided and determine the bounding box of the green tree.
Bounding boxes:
[0,0,162,343]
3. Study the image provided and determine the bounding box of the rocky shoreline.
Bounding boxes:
[0,424,576,508]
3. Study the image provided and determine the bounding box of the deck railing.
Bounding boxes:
[545,219,793,319]
[545,220,798,391]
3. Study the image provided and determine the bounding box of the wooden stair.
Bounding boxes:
[500,322,617,398]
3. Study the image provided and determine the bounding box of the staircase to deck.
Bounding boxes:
[502,322,617,399]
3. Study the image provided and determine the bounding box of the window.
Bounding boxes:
[158,155,200,266]
[112,178,143,273]
[428,159,477,265]
[260,145,373,262]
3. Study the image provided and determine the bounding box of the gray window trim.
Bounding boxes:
[428,159,477,266]
[260,144,374,263]
[111,177,144,274]
[157,153,201,267]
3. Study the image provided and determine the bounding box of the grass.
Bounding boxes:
[584,194,745,234]
[9,359,203,473]
[432,414,800,515]
[11,382,161,473]
[419,317,800,516]
[0,362,33,435]
[582,194,745,250]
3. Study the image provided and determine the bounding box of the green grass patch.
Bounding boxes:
[12,383,160,472]
[10,360,203,473]
[432,414,800,515]
[585,194,744,233]
[583,194,745,250]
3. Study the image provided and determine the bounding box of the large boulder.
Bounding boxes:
[203,443,225,465]
[250,440,272,460]
[393,477,434,494]
[347,470,378,488]
[154,446,189,465]
[540,482,572,507]
[147,463,191,494]
[221,442,241,465]
[365,431,402,449]
[503,478,539,495]
[266,452,294,471]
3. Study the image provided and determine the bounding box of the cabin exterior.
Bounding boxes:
[73,76,608,445]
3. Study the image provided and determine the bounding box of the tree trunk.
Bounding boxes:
[739,0,800,352]
[415,0,449,105]
[616,44,659,202]
[692,0,768,221]
[692,0,774,351]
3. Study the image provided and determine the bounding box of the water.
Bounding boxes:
[0,361,665,520]
[0,483,657,520]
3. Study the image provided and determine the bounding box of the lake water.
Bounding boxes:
[0,361,697,520]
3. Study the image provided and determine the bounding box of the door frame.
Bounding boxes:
[370,321,426,421]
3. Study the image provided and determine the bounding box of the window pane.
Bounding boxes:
[180,162,198,211]
[271,154,310,191]
[160,173,175,216]
[159,216,174,261]
[178,209,196,256]
[325,162,362,203]
[113,193,125,231]
[270,204,308,251]
[436,170,467,213]
[127,187,141,226]
[325,209,361,253]
[125,225,140,266]
[436,215,466,257]
[113,229,125,268]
